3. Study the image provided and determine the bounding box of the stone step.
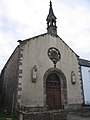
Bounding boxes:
[19,107,90,120]
[20,110,67,120]
[67,113,90,120]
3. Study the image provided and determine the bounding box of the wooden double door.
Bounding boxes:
[46,73,61,109]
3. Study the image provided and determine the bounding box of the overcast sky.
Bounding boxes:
[0,0,90,71]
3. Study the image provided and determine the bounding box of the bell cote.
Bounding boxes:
[46,1,57,36]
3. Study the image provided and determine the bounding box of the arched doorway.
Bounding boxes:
[44,68,67,109]
[46,73,61,109]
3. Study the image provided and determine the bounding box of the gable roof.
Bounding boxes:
[1,45,20,73]
[18,33,79,58]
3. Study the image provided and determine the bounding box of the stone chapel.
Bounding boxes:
[0,1,83,115]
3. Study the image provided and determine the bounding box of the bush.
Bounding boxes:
[0,112,19,120]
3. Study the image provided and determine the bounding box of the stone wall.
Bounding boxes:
[19,110,67,120]
[0,46,20,111]
[19,106,90,120]
[0,69,5,106]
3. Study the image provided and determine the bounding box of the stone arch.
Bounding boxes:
[43,68,67,109]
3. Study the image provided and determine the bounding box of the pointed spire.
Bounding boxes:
[50,0,52,6]
[48,1,56,20]
[46,1,57,36]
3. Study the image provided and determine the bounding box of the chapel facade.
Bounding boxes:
[17,1,83,111]
[0,1,83,113]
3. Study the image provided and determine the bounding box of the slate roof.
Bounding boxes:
[80,58,90,67]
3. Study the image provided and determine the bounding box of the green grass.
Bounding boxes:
[0,112,19,120]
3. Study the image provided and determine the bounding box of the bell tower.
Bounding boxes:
[46,1,57,36]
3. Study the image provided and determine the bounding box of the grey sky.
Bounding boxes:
[0,0,90,71]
